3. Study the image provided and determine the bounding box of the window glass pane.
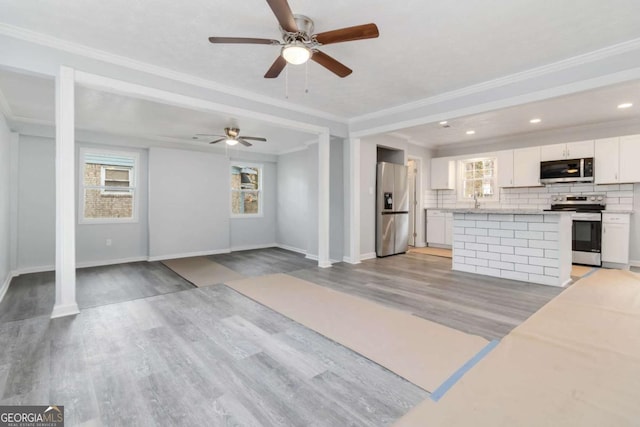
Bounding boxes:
[242,191,259,214]
[231,191,242,214]
[82,152,136,220]
[231,166,242,190]
[240,167,259,190]
[84,188,134,219]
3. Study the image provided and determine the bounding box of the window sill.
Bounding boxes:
[79,218,139,225]
[230,214,264,219]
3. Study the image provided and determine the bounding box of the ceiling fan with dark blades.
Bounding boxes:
[194,127,266,147]
[208,0,379,78]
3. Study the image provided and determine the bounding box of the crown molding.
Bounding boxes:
[0,23,347,125]
[350,37,640,124]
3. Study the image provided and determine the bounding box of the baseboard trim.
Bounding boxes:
[318,261,332,268]
[305,254,318,261]
[15,265,55,275]
[148,248,231,262]
[77,256,148,269]
[51,303,80,319]
[414,240,427,248]
[342,256,362,264]
[230,243,278,252]
[276,244,307,255]
[629,260,640,268]
[360,252,377,261]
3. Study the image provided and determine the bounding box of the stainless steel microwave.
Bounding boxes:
[539,158,594,184]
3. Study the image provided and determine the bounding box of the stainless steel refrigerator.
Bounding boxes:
[376,162,409,257]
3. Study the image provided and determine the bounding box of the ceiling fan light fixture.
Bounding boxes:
[225,138,239,146]
[282,43,311,65]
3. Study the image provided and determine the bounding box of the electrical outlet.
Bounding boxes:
[106,239,112,246]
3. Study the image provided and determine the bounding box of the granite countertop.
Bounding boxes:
[434,208,570,215]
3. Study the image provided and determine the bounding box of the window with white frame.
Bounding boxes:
[230,164,262,216]
[459,157,497,201]
[80,149,138,222]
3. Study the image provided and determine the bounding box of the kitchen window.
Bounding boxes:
[459,157,497,201]
[231,163,262,217]
[79,148,139,223]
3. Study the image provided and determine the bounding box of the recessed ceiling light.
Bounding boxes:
[466,130,475,135]
[530,118,542,124]
[439,121,448,125]
[618,102,633,109]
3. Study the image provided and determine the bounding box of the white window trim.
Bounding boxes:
[230,162,264,219]
[100,166,133,196]
[457,157,499,202]
[78,147,140,224]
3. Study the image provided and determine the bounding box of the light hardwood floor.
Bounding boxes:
[0,248,566,426]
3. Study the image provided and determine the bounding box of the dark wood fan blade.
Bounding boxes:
[240,136,267,142]
[314,23,379,45]
[208,37,281,45]
[266,0,298,33]
[238,138,253,147]
[209,138,225,144]
[264,55,287,78]
[311,50,352,78]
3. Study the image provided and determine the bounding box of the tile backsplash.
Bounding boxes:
[425,183,635,211]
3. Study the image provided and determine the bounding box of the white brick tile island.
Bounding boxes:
[449,210,573,287]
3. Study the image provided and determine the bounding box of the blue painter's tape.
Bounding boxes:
[583,267,598,278]
[429,339,500,402]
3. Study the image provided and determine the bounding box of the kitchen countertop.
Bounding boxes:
[428,208,570,215]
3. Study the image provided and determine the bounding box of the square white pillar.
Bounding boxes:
[318,132,331,268]
[51,65,79,319]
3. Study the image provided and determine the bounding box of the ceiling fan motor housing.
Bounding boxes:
[281,14,315,42]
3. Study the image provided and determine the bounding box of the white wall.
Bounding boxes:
[230,159,277,250]
[17,135,55,271]
[0,113,12,288]
[16,136,151,271]
[329,139,344,262]
[76,144,149,266]
[276,149,309,253]
[306,144,319,257]
[148,147,230,259]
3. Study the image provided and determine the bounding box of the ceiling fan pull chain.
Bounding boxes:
[305,61,309,94]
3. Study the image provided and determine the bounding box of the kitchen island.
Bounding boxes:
[446,210,573,287]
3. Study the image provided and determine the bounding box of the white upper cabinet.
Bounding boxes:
[619,134,640,183]
[496,150,514,187]
[497,148,540,187]
[595,135,640,184]
[431,157,456,190]
[513,146,541,187]
[594,137,619,184]
[540,141,594,161]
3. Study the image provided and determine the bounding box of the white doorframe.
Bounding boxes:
[408,155,425,247]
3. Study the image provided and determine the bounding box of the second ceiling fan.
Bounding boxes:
[208,0,379,78]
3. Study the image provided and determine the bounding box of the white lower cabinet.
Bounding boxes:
[445,213,453,245]
[426,209,446,245]
[601,213,630,264]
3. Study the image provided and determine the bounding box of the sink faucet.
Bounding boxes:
[473,192,480,209]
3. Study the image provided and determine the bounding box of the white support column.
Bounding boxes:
[318,132,331,268]
[348,138,361,264]
[51,65,79,319]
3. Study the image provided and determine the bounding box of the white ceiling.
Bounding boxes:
[1,1,640,150]
[2,0,640,118]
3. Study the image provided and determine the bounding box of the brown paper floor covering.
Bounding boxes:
[225,273,489,392]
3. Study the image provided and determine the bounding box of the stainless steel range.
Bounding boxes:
[548,194,605,266]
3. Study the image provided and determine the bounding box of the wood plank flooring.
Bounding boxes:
[0,247,568,425]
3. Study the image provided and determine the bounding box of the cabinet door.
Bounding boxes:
[444,215,453,245]
[602,219,630,263]
[619,134,640,183]
[496,150,514,187]
[594,137,619,184]
[540,143,566,161]
[431,158,455,190]
[426,216,445,245]
[513,146,541,187]
[566,140,594,159]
